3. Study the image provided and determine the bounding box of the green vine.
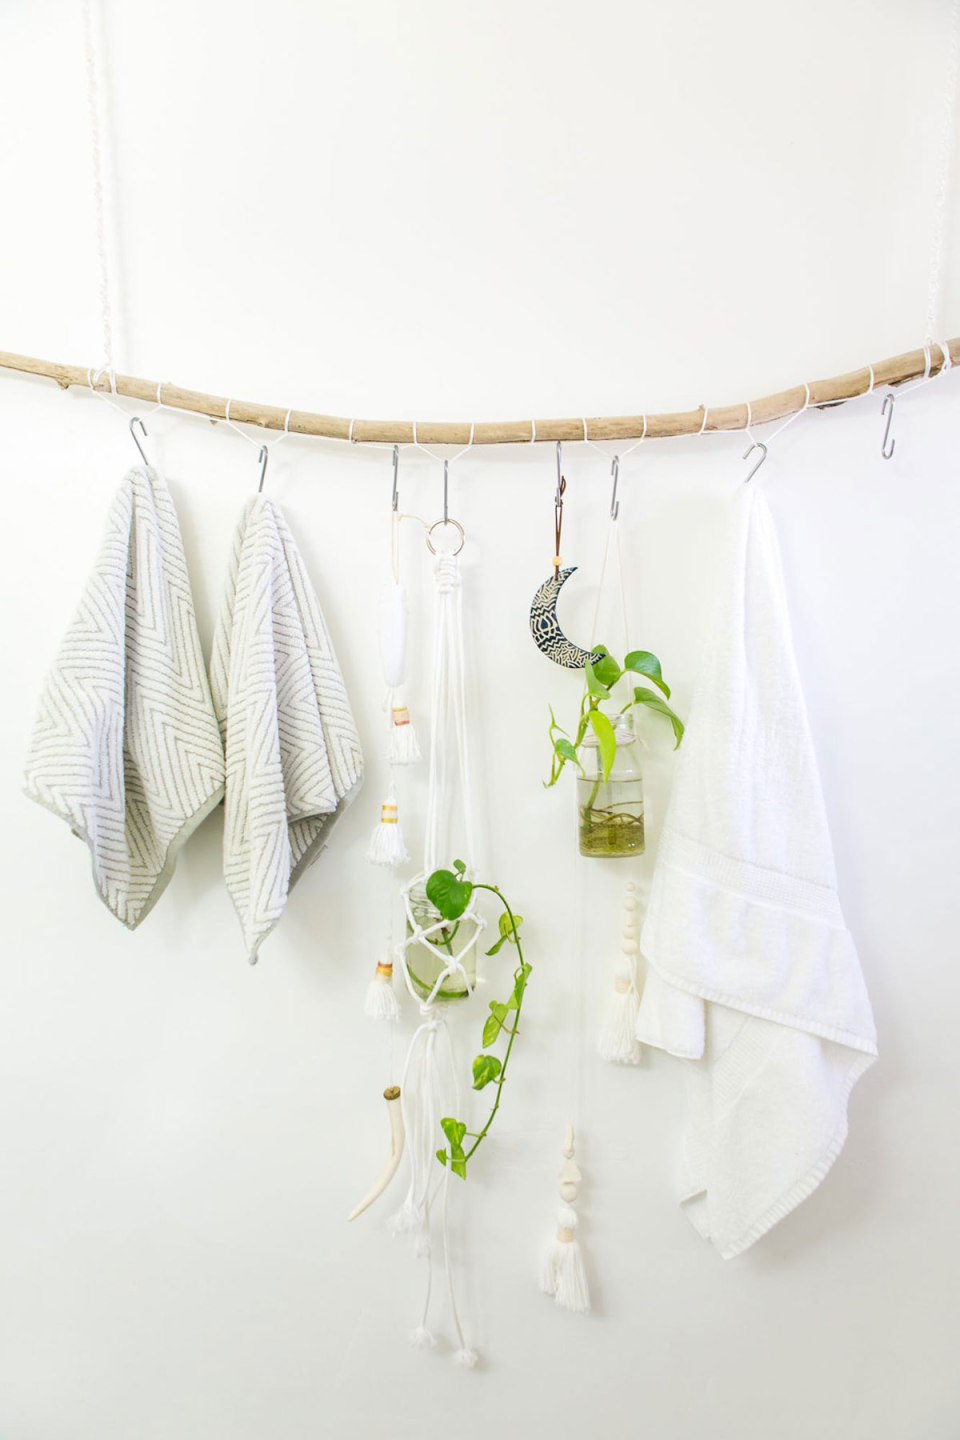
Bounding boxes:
[546,645,685,788]
[425,861,531,1180]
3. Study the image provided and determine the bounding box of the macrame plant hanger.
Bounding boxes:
[385,454,484,1366]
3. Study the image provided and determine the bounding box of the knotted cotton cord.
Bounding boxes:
[926,0,960,346]
[81,0,115,373]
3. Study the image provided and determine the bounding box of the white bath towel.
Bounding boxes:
[24,466,225,927]
[637,482,877,1258]
[210,496,363,962]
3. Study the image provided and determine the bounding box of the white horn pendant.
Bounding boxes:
[347,1085,405,1222]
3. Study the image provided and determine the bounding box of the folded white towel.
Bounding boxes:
[210,496,363,961]
[24,466,225,927]
[637,482,877,1257]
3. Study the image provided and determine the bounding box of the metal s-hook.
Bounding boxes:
[610,455,621,520]
[555,440,564,504]
[130,416,150,466]
[257,445,268,493]
[742,440,768,483]
[426,457,465,556]
[881,394,896,460]
[391,444,400,511]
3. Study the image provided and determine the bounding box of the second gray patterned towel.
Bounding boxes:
[210,496,364,962]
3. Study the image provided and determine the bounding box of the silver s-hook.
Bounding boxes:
[129,416,150,466]
[257,445,268,493]
[391,444,400,511]
[610,455,620,520]
[881,394,896,460]
[742,440,768,483]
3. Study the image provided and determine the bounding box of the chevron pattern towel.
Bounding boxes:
[24,466,226,928]
[210,496,363,962]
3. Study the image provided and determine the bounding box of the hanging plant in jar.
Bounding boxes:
[546,648,685,857]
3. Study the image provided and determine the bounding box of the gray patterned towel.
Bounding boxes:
[210,496,363,962]
[24,466,225,927]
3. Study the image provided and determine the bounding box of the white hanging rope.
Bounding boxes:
[926,0,960,344]
[81,0,115,372]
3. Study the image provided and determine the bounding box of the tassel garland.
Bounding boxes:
[540,1126,591,1314]
[597,880,643,1065]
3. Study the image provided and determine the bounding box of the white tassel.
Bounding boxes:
[541,1205,591,1314]
[410,1325,436,1349]
[380,583,408,689]
[453,1347,479,1368]
[364,959,400,1021]
[598,880,644,1065]
[598,966,641,1064]
[541,1127,591,1314]
[388,1195,424,1238]
[386,689,422,765]
[367,791,410,866]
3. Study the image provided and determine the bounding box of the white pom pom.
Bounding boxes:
[453,1347,479,1368]
[598,966,642,1065]
[367,792,410,867]
[380,584,408,689]
[364,961,400,1021]
[410,1326,435,1349]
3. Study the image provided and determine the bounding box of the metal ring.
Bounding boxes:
[425,518,465,556]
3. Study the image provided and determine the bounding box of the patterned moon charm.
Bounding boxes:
[529,566,604,670]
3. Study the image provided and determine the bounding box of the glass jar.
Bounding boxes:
[404,880,478,1003]
[577,711,645,858]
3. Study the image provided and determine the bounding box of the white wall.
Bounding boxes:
[1,2,959,1436]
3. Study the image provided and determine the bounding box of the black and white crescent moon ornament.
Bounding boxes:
[530,566,604,670]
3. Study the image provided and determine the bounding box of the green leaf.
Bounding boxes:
[632,687,685,748]
[553,737,579,765]
[624,650,671,698]
[512,966,531,1005]
[451,1154,467,1180]
[436,1147,448,1167]
[441,1117,466,1149]
[486,910,523,957]
[472,1054,503,1090]
[501,911,522,941]
[452,858,466,876]
[482,1012,503,1046]
[584,662,611,700]
[592,651,622,689]
[588,707,618,782]
[426,868,473,921]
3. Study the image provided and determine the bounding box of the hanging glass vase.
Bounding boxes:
[577,711,645,858]
[404,879,479,1002]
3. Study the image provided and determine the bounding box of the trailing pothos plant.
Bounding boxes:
[546,646,685,788]
[425,861,530,1180]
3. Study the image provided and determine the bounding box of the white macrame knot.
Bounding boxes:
[434,553,460,593]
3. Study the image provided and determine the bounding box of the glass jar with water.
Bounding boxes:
[404,879,478,1002]
[577,711,645,857]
